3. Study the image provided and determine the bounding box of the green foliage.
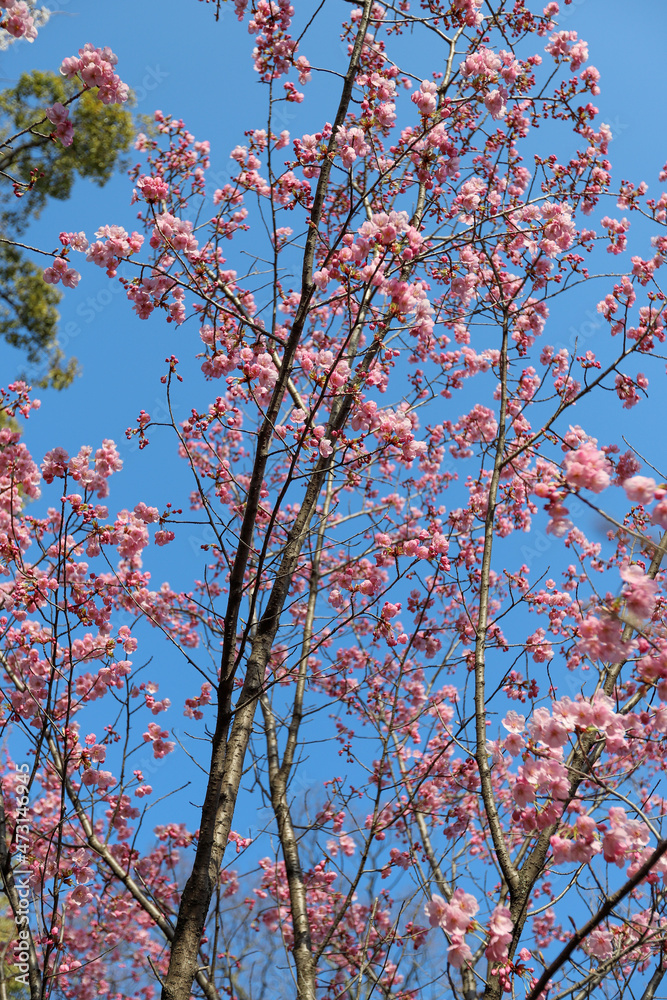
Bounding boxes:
[0,71,134,389]
[0,244,77,390]
[0,907,29,999]
[0,71,134,226]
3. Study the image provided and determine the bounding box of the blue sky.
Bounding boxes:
[0,0,663,502]
[0,0,666,961]
[0,0,663,787]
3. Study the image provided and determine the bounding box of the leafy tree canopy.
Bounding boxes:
[0,905,29,998]
[0,71,134,389]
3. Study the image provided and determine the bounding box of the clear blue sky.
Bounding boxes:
[1,0,664,520]
[1,0,665,855]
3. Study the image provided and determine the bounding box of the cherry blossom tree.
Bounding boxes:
[1,2,667,1000]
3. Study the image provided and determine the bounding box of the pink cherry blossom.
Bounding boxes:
[41,446,69,482]
[412,79,438,115]
[137,174,170,202]
[59,43,129,104]
[623,475,658,503]
[2,0,37,41]
[484,87,508,119]
[620,563,657,618]
[583,927,613,960]
[68,884,94,907]
[45,102,74,145]
[502,710,525,733]
[562,442,612,493]
[43,256,80,288]
[485,906,513,963]
[651,499,667,528]
[59,230,89,251]
[447,935,473,968]
[4,6,667,998]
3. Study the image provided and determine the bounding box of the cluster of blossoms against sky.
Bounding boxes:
[1,0,667,998]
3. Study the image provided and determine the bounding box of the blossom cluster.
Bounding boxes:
[0,0,38,41]
[60,42,129,104]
